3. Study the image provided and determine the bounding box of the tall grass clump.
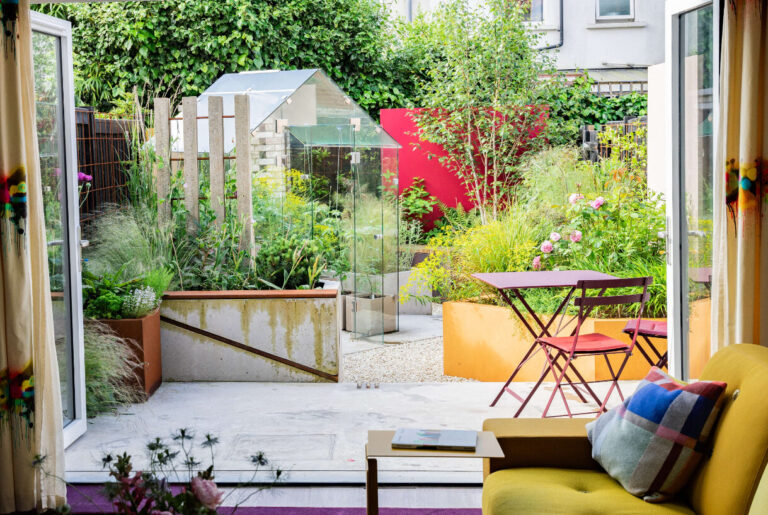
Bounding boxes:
[84,321,143,415]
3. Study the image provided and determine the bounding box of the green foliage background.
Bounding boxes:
[34,0,429,116]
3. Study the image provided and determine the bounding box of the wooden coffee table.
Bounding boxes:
[365,430,504,515]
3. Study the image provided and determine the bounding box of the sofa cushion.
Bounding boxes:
[586,367,726,501]
[482,468,694,515]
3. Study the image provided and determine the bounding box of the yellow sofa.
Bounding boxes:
[482,344,768,514]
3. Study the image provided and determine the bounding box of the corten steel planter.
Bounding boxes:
[443,301,670,382]
[102,309,162,397]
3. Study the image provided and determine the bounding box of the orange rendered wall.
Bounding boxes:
[443,301,668,382]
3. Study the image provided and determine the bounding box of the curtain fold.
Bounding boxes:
[712,0,768,351]
[0,1,66,512]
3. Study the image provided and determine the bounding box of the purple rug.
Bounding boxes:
[67,486,481,515]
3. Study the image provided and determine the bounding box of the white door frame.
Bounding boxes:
[665,0,719,380]
[31,10,87,447]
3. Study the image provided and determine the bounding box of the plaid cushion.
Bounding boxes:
[586,367,726,501]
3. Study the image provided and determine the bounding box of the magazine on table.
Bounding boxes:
[391,429,477,451]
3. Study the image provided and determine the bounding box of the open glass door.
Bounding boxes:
[31,11,86,446]
[666,0,717,379]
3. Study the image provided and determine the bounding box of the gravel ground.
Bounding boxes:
[342,337,473,384]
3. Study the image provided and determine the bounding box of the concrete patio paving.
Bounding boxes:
[65,379,637,485]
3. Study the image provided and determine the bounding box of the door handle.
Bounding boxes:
[47,239,89,248]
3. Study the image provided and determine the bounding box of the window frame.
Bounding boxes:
[595,0,635,22]
[522,0,545,23]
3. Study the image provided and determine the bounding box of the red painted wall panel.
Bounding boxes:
[380,108,473,229]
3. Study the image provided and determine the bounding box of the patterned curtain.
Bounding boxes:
[712,0,768,350]
[0,0,66,512]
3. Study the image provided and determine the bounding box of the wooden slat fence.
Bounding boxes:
[152,95,254,253]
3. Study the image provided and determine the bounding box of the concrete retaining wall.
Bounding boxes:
[160,290,340,382]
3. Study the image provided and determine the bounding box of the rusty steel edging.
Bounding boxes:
[160,315,338,383]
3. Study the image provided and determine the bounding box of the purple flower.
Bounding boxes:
[549,232,561,242]
[570,230,582,243]
[590,196,605,210]
[540,240,553,254]
[568,193,584,204]
[532,256,541,270]
[77,172,93,183]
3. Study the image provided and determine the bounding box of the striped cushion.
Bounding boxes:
[586,367,726,502]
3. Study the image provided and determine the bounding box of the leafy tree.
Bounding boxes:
[411,0,552,224]
[34,0,429,116]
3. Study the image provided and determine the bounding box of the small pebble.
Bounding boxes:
[343,338,473,384]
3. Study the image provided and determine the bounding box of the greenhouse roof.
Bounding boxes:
[171,69,399,153]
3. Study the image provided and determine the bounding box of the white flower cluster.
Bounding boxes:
[123,286,159,318]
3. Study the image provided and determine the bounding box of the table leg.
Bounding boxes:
[494,287,579,410]
[366,456,378,515]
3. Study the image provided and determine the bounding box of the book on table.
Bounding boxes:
[391,429,478,451]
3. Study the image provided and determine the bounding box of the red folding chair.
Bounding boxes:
[622,319,668,370]
[535,277,653,418]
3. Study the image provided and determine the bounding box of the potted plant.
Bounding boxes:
[82,266,172,397]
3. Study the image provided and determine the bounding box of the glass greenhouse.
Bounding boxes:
[172,69,401,339]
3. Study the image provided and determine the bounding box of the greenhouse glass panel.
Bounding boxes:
[174,69,401,338]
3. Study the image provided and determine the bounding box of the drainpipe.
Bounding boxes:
[540,0,564,51]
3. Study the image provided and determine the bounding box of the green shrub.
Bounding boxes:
[83,321,143,416]
[34,0,428,117]
[538,75,648,145]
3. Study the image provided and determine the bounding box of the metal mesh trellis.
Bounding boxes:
[75,107,136,224]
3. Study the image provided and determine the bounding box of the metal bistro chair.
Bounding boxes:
[621,319,668,370]
[534,277,653,418]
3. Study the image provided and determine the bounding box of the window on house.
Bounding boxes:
[522,0,544,22]
[596,0,634,21]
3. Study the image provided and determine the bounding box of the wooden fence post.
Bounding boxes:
[153,98,171,224]
[208,96,225,226]
[182,96,199,232]
[235,94,254,254]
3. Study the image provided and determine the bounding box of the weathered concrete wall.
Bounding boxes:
[160,290,340,382]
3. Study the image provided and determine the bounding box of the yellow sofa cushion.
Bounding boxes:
[483,468,694,515]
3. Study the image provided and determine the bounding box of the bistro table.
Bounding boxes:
[472,270,617,417]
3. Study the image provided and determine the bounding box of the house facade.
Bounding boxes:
[385,0,666,93]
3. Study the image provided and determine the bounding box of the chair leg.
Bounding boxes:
[603,354,624,401]
[633,339,657,367]
[542,349,574,418]
[563,360,606,408]
[513,353,556,418]
[643,335,665,363]
[598,351,632,414]
[491,342,539,407]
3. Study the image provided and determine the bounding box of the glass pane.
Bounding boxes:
[599,0,632,17]
[523,0,544,22]
[679,5,713,378]
[33,31,75,425]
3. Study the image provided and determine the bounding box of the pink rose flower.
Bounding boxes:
[570,230,582,243]
[77,172,93,183]
[590,196,605,210]
[549,232,561,242]
[540,240,553,254]
[191,476,224,510]
[532,256,541,270]
[568,193,584,204]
